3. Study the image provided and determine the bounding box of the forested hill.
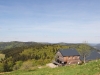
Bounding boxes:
[2,43,95,64]
[0,41,98,72]
[0,41,46,50]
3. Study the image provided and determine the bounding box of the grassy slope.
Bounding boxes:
[0,42,39,50]
[3,60,100,75]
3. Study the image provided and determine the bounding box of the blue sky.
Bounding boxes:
[0,0,100,43]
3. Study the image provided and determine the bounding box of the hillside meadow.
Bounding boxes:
[2,60,100,75]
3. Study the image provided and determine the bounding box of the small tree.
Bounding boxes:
[78,44,91,64]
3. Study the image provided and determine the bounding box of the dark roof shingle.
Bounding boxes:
[59,49,80,56]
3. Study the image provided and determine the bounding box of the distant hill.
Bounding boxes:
[89,43,100,50]
[0,41,98,50]
[89,43,97,46]
[93,44,100,50]
[0,41,42,50]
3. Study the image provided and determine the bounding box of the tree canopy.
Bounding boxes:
[77,44,92,63]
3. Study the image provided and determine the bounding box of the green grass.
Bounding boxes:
[3,60,100,75]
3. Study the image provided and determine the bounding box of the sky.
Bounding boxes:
[0,0,100,43]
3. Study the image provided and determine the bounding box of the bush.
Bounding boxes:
[20,60,33,71]
[13,61,23,70]
[0,62,4,72]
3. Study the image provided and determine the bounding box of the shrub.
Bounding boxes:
[13,61,23,70]
[20,60,33,71]
[0,62,4,72]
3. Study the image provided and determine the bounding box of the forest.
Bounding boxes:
[0,42,97,72]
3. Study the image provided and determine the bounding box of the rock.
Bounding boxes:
[46,63,58,68]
